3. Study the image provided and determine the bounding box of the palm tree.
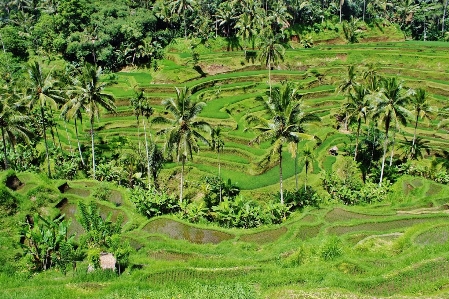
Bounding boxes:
[216,1,236,37]
[0,87,30,169]
[169,0,196,38]
[61,72,87,167]
[371,77,411,186]
[63,64,116,179]
[211,125,225,202]
[153,87,210,203]
[337,65,358,95]
[246,82,319,204]
[301,147,315,191]
[235,12,255,50]
[130,90,145,154]
[258,34,285,95]
[27,61,64,177]
[344,84,370,160]
[398,136,430,161]
[141,94,154,188]
[409,88,433,156]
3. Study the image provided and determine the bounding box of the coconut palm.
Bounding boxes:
[27,61,64,177]
[371,77,411,186]
[169,0,196,38]
[61,99,85,167]
[141,93,155,188]
[62,64,116,180]
[0,87,30,169]
[258,33,285,95]
[409,88,434,156]
[344,84,370,160]
[246,82,319,204]
[130,90,145,154]
[153,87,210,203]
[300,146,315,191]
[216,1,236,37]
[398,136,430,161]
[235,12,255,50]
[337,65,358,95]
[210,125,225,202]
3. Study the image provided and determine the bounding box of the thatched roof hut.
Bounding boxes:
[329,146,339,156]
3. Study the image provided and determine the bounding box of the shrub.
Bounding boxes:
[283,186,320,211]
[179,201,208,223]
[130,187,179,218]
[203,176,240,209]
[321,236,343,261]
[93,183,112,201]
[0,187,18,215]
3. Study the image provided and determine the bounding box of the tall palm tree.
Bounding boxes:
[63,64,116,180]
[344,84,370,160]
[27,61,64,177]
[258,34,285,96]
[371,77,411,186]
[246,82,319,204]
[409,88,433,155]
[153,87,210,203]
[61,91,86,167]
[169,0,196,38]
[0,87,30,169]
[130,90,145,154]
[301,147,315,191]
[211,125,225,202]
[235,12,255,50]
[337,65,358,94]
[141,93,154,188]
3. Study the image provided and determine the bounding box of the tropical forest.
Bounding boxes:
[1,0,449,298]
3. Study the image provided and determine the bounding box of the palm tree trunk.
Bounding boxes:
[305,163,308,191]
[389,129,396,166]
[74,118,85,166]
[340,0,343,23]
[41,106,51,177]
[379,127,389,187]
[354,120,361,161]
[63,121,73,154]
[183,9,187,39]
[143,118,151,189]
[295,143,298,190]
[363,0,366,22]
[218,149,222,202]
[90,119,96,180]
[268,61,272,96]
[412,114,419,147]
[1,127,9,169]
[137,117,141,155]
[443,0,448,34]
[180,156,185,203]
[279,147,284,204]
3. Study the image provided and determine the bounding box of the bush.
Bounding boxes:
[92,183,112,201]
[283,186,320,211]
[203,176,240,209]
[321,236,343,261]
[130,187,179,218]
[0,188,18,215]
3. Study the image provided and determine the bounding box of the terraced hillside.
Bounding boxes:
[2,171,449,298]
[55,40,449,197]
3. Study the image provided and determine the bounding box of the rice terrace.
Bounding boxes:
[1,0,449,298]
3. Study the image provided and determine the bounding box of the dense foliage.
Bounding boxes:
[0,0,448,70]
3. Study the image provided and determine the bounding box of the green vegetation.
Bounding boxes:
[1,0,449,298]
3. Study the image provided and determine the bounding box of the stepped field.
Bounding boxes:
[2,39,449,298]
